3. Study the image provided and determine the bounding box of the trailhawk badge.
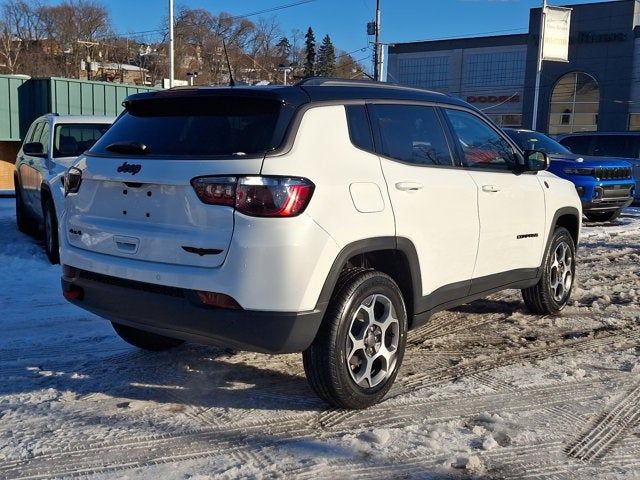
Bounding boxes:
[117,162,142,175]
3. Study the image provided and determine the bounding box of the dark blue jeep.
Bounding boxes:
[504,129,635,222]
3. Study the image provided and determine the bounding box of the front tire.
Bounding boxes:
[303,269,407,409]
[15,182,37,235]
[111,322,185,351]
[585,210,621,223]
[43,197,59,264]
[522,227,576,315]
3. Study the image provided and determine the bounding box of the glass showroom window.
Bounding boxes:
[549,72,599,135]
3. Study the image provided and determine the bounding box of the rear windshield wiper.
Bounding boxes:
[105,142,151,155]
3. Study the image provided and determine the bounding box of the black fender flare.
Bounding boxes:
[314,236,422,315]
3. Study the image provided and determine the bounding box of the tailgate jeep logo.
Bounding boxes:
[117,162,142,175]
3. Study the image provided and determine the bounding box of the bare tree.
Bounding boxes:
[0,0,46,74]
[42,0,111,78]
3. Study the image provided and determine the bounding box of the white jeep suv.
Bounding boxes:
[14,114,115,263]
[60,79,582,409]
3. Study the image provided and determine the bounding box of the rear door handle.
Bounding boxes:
[395,182,423,191]
[482,184,501,193]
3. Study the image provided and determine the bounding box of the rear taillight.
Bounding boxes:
[64,167,83,196]
[191,176,314,217]
[191,176,236,206]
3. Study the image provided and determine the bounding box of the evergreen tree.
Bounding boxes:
[317,34,336,77]
[276,36,291,63]
[304,27,316,77]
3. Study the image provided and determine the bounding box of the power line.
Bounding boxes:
[230,0,318,21]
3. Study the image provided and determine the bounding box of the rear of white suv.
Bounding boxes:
[61,81,581,409]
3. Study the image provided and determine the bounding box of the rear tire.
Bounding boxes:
[303,269,407,409]
[111,322,185,351]
[522,227,575,315]
[585,210,621,222]
[43,197,60,264]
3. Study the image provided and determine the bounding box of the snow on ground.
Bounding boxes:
[0,196,639,479]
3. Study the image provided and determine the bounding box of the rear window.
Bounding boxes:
[90,96,289,157]
[54,123,112,158]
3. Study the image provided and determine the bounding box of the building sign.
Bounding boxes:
[543,6,572,62]
[466,95,520,104]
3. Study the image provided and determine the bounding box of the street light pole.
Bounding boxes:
[532,0,547,131]
[169,0,174,88]
[373,0,381,81]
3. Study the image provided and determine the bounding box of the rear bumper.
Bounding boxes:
[61,269,324,354]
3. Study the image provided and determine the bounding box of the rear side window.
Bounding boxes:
[54,124,111,158]
[91,96,289,157]
[345,105,374,152]
[559,136,592,155]
[592,135,638,158]
[370,104,453,166]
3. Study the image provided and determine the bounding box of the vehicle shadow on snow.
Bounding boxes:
[0,217,46,261]
[3,342,322,412]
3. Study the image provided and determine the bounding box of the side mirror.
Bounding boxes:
[23,142,44,156]
[522,150,549,172]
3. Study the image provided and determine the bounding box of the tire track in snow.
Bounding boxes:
[395,327,640,395]
[2,377,628,480]
[566,382,640,461]
[318,375,626,430]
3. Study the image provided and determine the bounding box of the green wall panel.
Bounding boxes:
[0,75,158,141]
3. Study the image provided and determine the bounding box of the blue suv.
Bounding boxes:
[504,129,635,222]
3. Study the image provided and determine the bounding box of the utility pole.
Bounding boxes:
[373,0,381,81]
[169,0,175,88]
[532,0,547,131]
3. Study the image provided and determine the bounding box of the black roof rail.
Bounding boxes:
[295,77,387,87]
[295,76,450,95]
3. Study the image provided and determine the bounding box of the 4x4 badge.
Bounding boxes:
[117,162,142,175]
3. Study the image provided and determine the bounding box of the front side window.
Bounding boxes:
[39,124,50,155]
[370,104,452,166]
[444,109,516,170]
[558,135,592,155]
[54,123,111,158]
[28,122,44,148]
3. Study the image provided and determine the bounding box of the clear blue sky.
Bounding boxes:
[65,0,608,67]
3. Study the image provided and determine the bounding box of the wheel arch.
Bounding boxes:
[316,237,422,328]
[552,207,580,247]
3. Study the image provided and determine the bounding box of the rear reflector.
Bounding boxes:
[63,287,84,300]
[196,291,242,309]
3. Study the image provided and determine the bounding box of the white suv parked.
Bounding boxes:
[60,79,582,409]
[14,114,115,263]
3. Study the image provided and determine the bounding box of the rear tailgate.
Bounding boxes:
[66,155,263,267]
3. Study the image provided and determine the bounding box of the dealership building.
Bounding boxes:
[386,0,640,134]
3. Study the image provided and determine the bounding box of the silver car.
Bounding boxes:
[14,114,115,263]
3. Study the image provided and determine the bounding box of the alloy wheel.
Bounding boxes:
[345,294,400,388]
[549,240,573,303]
